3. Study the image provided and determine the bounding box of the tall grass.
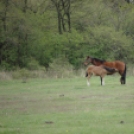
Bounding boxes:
[0,58,133,81]
[0,64,133,81]
[0,68,85,81]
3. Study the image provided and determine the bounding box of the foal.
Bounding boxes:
[86,65,118,86]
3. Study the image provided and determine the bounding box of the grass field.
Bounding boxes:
[0,75,134,134]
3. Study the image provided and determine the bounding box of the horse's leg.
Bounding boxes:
[100,76,105,86]
[119,65,126,84]
[100,76,102,85]
[87,75,91,86]
[87,78,90,86]
[120,76,125,84]
[87,76,90,86]
[87,73,92,86]
[102,77,105,85]
[119,71,124,84]
[120,73,126,84]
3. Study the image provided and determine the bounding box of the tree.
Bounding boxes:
[125,0,134,3]
[0,0,9,65]
[51,0,71,34]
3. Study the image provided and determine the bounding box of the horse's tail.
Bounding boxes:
[121,64,126,84]
[103,66,117,73]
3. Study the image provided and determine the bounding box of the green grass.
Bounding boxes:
[0,75,134,134]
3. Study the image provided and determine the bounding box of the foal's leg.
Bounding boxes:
[100,76,105,86]
[87,76,90,86]
[102,77,105,85]
[87,74,92,86]
[100,76,102,85]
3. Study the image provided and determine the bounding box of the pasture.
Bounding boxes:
[0,75,134,134]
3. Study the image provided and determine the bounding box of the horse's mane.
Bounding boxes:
[93,58,106,63]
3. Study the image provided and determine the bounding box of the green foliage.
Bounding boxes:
[48,57,74,78]
[12,68,30,79]
[0,0,134,70]
[26,58,40,70]
[0,61,12,71]
[83,26,134,61]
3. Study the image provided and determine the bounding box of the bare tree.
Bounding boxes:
[51,0,71,34]
[0,0,9,31]
[0,0,9,64]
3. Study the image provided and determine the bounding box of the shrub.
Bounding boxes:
[48,57,74,78]
[26,58,40,70]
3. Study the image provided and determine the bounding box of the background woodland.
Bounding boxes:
[0,0,134,73]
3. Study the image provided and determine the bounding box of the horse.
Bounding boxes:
[86,65,118,86]
[84,56,126,84]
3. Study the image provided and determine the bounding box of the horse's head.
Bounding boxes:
[84,56,92,65]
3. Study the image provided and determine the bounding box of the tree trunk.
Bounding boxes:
[2,0,9,31]
[51,0,71,34]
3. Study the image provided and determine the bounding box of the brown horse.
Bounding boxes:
[84,56,126,84]
[86,65,118,86]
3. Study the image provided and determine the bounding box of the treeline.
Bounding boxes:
[0,0,134,70]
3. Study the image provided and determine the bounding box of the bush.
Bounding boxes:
[0,71,12,80]
[48,57,74,78]
[26,58,40,70]
[12,69,30,79]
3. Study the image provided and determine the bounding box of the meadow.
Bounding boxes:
[0,75,134,134]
